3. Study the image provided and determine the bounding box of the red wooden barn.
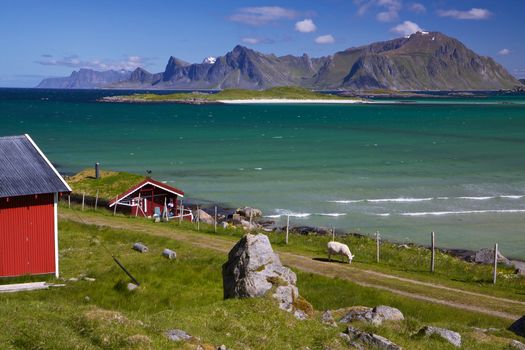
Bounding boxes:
[0,134,71,278]
[108,178,193,221]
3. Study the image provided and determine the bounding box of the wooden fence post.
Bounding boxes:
[431,231,435,273]
[249,211,253,231]
[135,193,141,218]
[214,206,217,233]
[113,196,118,215]
[81,192,85,211]
[94,190,99,211]
[376,231,380,263]
[68,194,71,208]
[332,228,335,242]
[197,205,200,230]
[493,243,498,284]
[286,215,290,245]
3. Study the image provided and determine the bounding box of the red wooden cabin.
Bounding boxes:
[0,134,71,278]
[108,178,193,221]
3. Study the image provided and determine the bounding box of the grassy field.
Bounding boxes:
[1,217,523,349]
[108,86,355,102]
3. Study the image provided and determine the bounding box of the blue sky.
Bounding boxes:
[1,0,524,87]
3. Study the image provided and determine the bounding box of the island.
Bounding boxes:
[100,86,364,104]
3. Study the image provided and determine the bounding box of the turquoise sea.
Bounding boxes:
[2,88,525,257]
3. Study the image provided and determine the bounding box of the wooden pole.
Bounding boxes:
[376,231,380,263]
[214,206,217,233]
[249,211,253,231]
[113,196,118,215]
[94,190,99,211]
[332,228,335,242]
[197,205,200,230]
[286,215,290,245]
[135,193,141,218]
[163,197,167,221]
[68,194,71,208]
[430,231,435,273]
[81,192,85,211]
[493,243,498,284]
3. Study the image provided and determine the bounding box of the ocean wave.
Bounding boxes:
[266,210,346,218]
[400,209,525,217]
[330,194,525,204]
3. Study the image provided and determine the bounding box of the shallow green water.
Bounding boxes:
[2,89,525,257]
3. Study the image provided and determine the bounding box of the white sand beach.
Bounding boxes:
[217,99,365,104]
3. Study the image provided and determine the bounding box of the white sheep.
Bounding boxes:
[327,241,354,263]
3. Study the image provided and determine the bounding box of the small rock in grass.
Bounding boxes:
[162,248,177,260]
[83,277,96,282]
[133,242,149,253]
[511,340,525,350]
[417,326,461,347]
[294,309,308,320]
[373,305,404,322]
[127,283,139,292]
[84,296,91,302]
[217,345,228,350]
[68,277,79,282]
[345,326,401,350]
[322,310,337,327]
[222,222,229,229]
[166,329,192,342]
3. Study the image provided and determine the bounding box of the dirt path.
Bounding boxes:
[60,211,523,321]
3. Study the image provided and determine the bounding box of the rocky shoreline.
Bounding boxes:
[99,96,222,104]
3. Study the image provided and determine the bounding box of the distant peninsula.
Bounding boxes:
[100,87,362,104]
[37,31,521,91]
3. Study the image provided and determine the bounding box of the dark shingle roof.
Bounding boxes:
[0,135,71,198]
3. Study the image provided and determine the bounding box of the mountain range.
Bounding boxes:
[36,32,521,91]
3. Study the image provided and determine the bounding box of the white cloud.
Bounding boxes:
[35,55,153,71]
[409,3,426,13]
[391,20,423,36]
[437,8,492,20]
[355,0,401,22]
[295,18,316,33]
[229,6,297,26]
[241,37,261,45]
[315,34,335,44]
[498,48,511,56]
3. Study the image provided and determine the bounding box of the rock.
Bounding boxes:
[232,213,242,224]
[166,329,192,342]
[68,277,79,282]
[222,233,300,314]
[417,326,461,347]
[222,222,229,229]
[345,326,402,350]
[83,277,96,282]
[127,283,139,292]
[240,219,259,231]
[340,305,403,326]
[512,260,525,275]
[217,345,228,350]
[294,309,308,320]
[511,340,525,350]
[322,310,337,327]
[373,305,404,322]
[162,248,177,260]
[195,209,215,225]
[133,242,149,253]
[475,248,511,266]
[236,207,262,218]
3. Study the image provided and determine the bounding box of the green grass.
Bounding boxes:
[66,168,146,199]
[111,86,356,102]
[0,219,522,349]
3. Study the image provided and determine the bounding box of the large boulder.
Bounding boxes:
[194,209,215,225]
[417,326,461,347]
[475,248,511,266]
[340,305,404,326]
[222,234,302,315]
[236,207,262,218]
